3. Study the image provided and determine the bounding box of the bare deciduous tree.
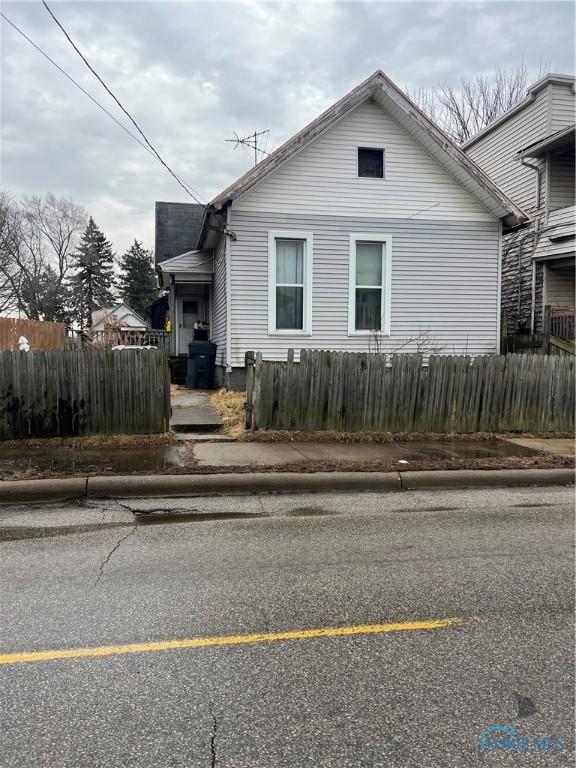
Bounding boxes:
[0,191,87,321]
[368,328,446,356]
[408,64,549,144]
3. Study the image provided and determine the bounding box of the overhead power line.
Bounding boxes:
[40,0,206,205]
[0,4,206,205]
[41,0,205,205]
[0,12,163,165]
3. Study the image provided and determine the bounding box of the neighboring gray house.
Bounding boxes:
[464,74,575,335]
[158,70,524,386]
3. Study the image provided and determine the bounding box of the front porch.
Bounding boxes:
[157,249,214,355]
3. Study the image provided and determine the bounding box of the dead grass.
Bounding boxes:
[209,389,247,438]
[0,433,177,450]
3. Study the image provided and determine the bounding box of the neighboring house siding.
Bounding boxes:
[211,235,227,367]
[234,102,494,223]
[549,149,575,211]
[549,83,576,132]
[546,264,575,309]
[500,230,539,333]
[466,89,550,213]
[229,210,499,366]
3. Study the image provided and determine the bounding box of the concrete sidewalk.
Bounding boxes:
[192,438,545,467]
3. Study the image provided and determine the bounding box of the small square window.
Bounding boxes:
[358,148,384,178]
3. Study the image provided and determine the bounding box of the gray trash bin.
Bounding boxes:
[186,341,217,389]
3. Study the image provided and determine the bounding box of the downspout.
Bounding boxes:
[520,158,541,210]
[530,260,536,332]
[225,204,233,388]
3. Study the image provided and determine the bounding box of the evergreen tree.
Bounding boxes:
[117,240,157,319]
[69,217,115,328]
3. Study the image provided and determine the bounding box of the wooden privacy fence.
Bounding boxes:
[0,349,171,439]
[245,350,575,434]
[0,317,65,352]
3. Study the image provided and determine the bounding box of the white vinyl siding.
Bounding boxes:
[466,88,550,213]
[234,101,494,222]
[211,235,227,367]
[229,211,499,366]
[549,83,576,132]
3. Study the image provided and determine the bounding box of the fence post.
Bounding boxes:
[245,351,255,429]
[252,352,263,431]
[543,305,552,354]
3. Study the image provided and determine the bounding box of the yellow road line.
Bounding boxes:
[0,616,482,666]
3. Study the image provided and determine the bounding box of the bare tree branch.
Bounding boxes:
[408,63,550,144]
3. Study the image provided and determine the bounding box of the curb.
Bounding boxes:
[399,468,575,490]
[0,468,573,503]
[0,478,87,503]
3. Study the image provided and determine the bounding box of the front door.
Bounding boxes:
[178,298,205,352]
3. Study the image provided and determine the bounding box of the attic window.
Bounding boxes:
[358,147,384,178]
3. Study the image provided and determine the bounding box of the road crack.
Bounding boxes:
[209,704,218,767]
[94,524,137,587]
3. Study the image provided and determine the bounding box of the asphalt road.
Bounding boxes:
[0,486,574,767]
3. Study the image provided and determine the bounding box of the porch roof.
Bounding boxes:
[157,249,214,288]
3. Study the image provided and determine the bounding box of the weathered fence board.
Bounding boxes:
[0,317,65,352]
[246,350,575,434]
[0,349,171,439]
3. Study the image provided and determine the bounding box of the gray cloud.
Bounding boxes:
[1,1,574,253]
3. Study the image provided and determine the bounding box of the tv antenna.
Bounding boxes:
[226,129,270,166]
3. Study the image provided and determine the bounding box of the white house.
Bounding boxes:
[91,302,148,332]
[157,70,525,387]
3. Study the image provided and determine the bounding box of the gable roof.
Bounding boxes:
[91,302,148,329]
[208,70,526,227]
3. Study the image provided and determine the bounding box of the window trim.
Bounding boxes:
[348,233,392,336]
[357,146,385,179]
[268,230,313,335]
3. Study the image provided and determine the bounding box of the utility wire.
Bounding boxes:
[40,1,206,205]
[1,10,205,205]
[0,11,162,165]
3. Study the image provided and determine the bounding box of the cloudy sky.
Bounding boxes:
[1,0,574,254]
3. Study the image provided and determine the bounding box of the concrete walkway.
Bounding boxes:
[192,438,541,467]
[504,437,575,457]
[170,389,223,434]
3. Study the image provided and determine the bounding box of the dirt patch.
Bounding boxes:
[241,429,575,443]
[1,453,572,482]
[0,434,177,451]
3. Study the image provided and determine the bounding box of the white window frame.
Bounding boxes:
[348,233,392,336]
[268,230,313,335]
[357,146,385,179]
